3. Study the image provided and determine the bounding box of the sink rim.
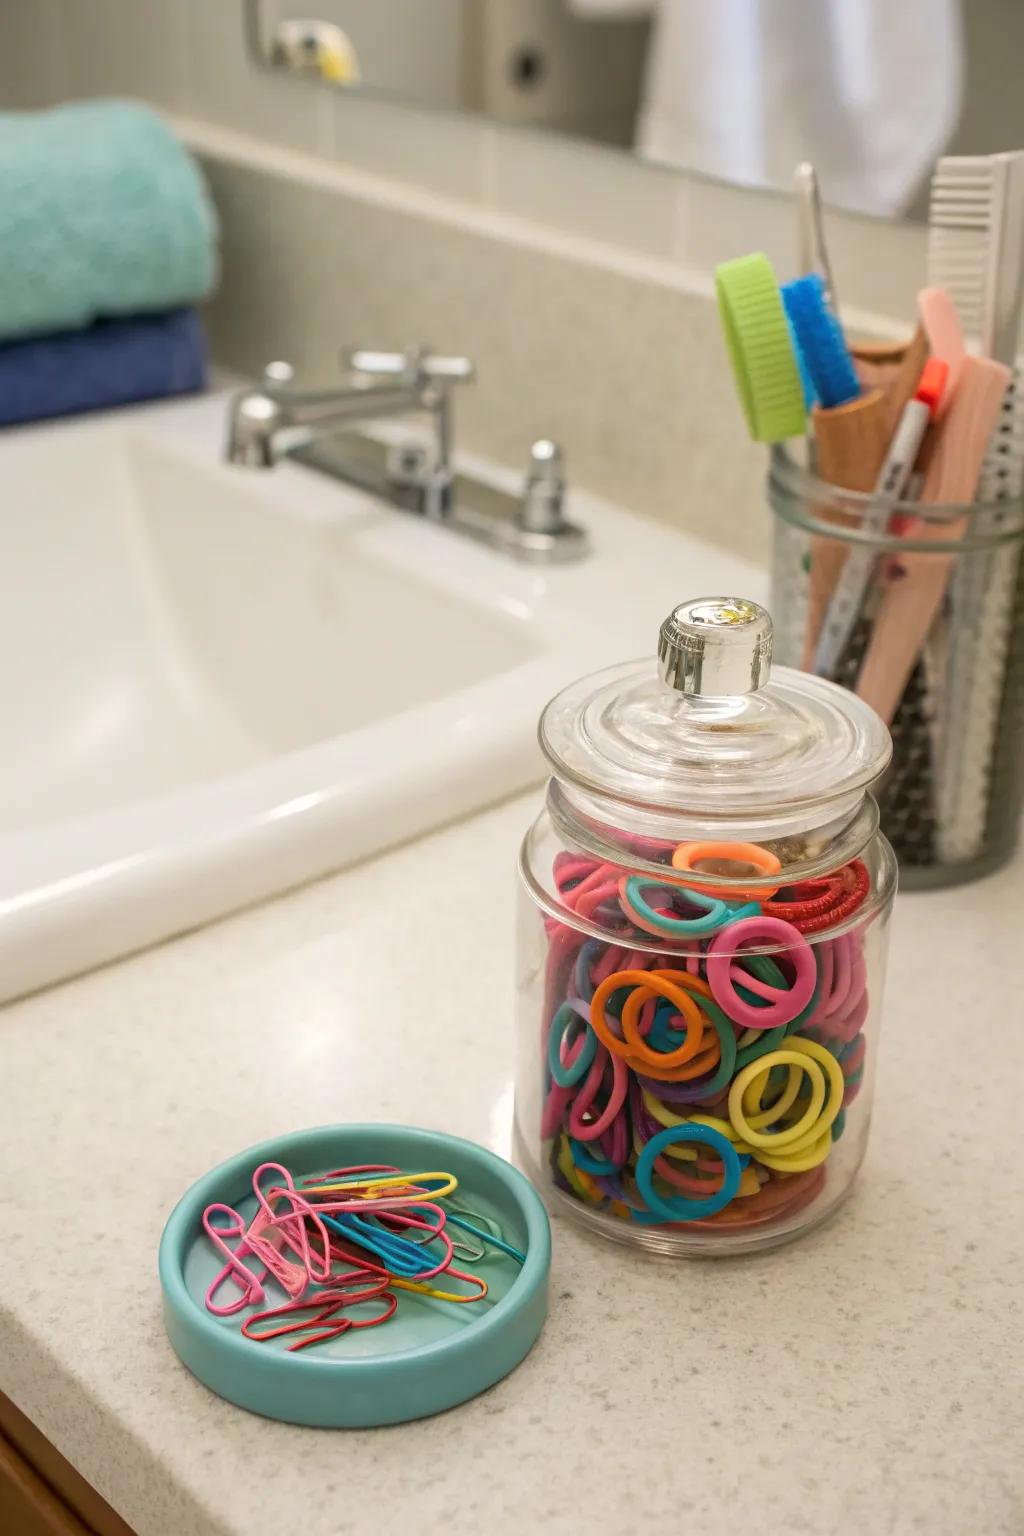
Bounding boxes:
[0,390,764,1002]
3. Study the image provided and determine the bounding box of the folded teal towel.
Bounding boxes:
[0,99,217,343]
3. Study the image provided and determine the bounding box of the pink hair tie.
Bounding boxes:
[810,936,869,1042]
[591,944,631,986]
[553,853,600,891]
[831,988,869,1044]
[813,933,864,1027]
[568,1049,628,1141]
[542,1080,576,1139]
[706,915,816,1029]
[574,879,622,923]
[560,862,618,913]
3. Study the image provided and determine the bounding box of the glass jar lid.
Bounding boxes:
[539,598,891,838]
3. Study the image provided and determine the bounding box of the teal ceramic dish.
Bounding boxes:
[159,1123,551,1428]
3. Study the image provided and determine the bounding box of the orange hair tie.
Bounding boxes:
[590,969,704,1066]
[671,840,782,899]
[590,968,728,1081]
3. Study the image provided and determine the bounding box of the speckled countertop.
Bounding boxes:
[1,793,1023,1536]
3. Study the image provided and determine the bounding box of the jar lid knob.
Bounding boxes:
[657,597,773,696]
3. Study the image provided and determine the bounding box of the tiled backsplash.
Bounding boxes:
[0,0,926,314]
[0,0,931,556]
[196,132,767,553]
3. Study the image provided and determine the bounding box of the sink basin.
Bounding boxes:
[1,392,761,1001]
[4,428,540,833]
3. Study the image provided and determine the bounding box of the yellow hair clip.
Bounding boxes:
[303,1171,458,1202]
[390,1272,488,1305]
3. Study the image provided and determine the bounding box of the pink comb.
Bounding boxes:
[856,354,1011,723]
[917,286,967,415]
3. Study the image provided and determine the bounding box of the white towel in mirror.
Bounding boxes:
[569,0,963,216]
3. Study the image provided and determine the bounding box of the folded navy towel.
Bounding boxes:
[0,309,207,427]
[0,99,217,343]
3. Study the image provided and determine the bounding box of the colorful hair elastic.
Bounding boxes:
[619,877,759,937]
[540,840,876,1233]
[706,916,817,1029]
[635,1123,742,1221]
[670,840,782,898]
[767,859,869,933]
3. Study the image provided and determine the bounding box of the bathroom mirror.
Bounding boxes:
[250,0,1024,220]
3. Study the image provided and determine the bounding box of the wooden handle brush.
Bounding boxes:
[805,327,931,668]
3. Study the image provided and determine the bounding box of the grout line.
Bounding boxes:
[176,113,914,338]
[314,83,334,160]
[176,114,716,300]
[47,0,71,103]
[478,122,498,207]
[170,0,192,117]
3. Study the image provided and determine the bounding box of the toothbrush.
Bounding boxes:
[782,273,860,409]
[787,171,870,662]
[794,162,838,310]
[926,152,1024,862]
[779,270,889,664]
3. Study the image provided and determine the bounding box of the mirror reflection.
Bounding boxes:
[254,0,1024,218]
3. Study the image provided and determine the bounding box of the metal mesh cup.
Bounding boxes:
[768,443,1024,888]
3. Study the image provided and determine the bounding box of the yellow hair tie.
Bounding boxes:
[640,1092,757,1158]
[729,1037,845,1156]
[754,1127,832,1173]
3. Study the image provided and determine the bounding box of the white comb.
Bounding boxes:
[927,155,1024,360]
[937,365,1024,862]
[926,152,1024,867]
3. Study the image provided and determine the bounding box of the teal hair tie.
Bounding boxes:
[636,1124,742,1222]
[622,876,759,937]
[547,1000,597,1088]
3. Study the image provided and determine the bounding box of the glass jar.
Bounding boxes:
[769,444,1024,888]
[514,597,896,1256]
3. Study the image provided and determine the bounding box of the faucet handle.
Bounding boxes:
[513,439,588,562]
[521,440,566,535]
[262,360,296,390]
[345,346,474,387]
[418,352,475,383]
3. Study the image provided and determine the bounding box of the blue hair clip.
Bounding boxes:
[442,1210,526,1265]
[321,1211,436,1277]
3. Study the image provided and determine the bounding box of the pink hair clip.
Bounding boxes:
[249,1162,332,1290]
[203,1203,272,1316]
[203,1162,332,1316]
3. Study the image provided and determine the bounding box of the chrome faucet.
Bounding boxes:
[226,345,588,563]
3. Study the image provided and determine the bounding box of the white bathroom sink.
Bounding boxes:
[0,392,761,1001]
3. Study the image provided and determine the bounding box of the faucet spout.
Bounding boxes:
[224,346,587,561]
[226,378,426,469]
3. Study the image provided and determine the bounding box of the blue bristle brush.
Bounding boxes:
[781,272,861,409]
